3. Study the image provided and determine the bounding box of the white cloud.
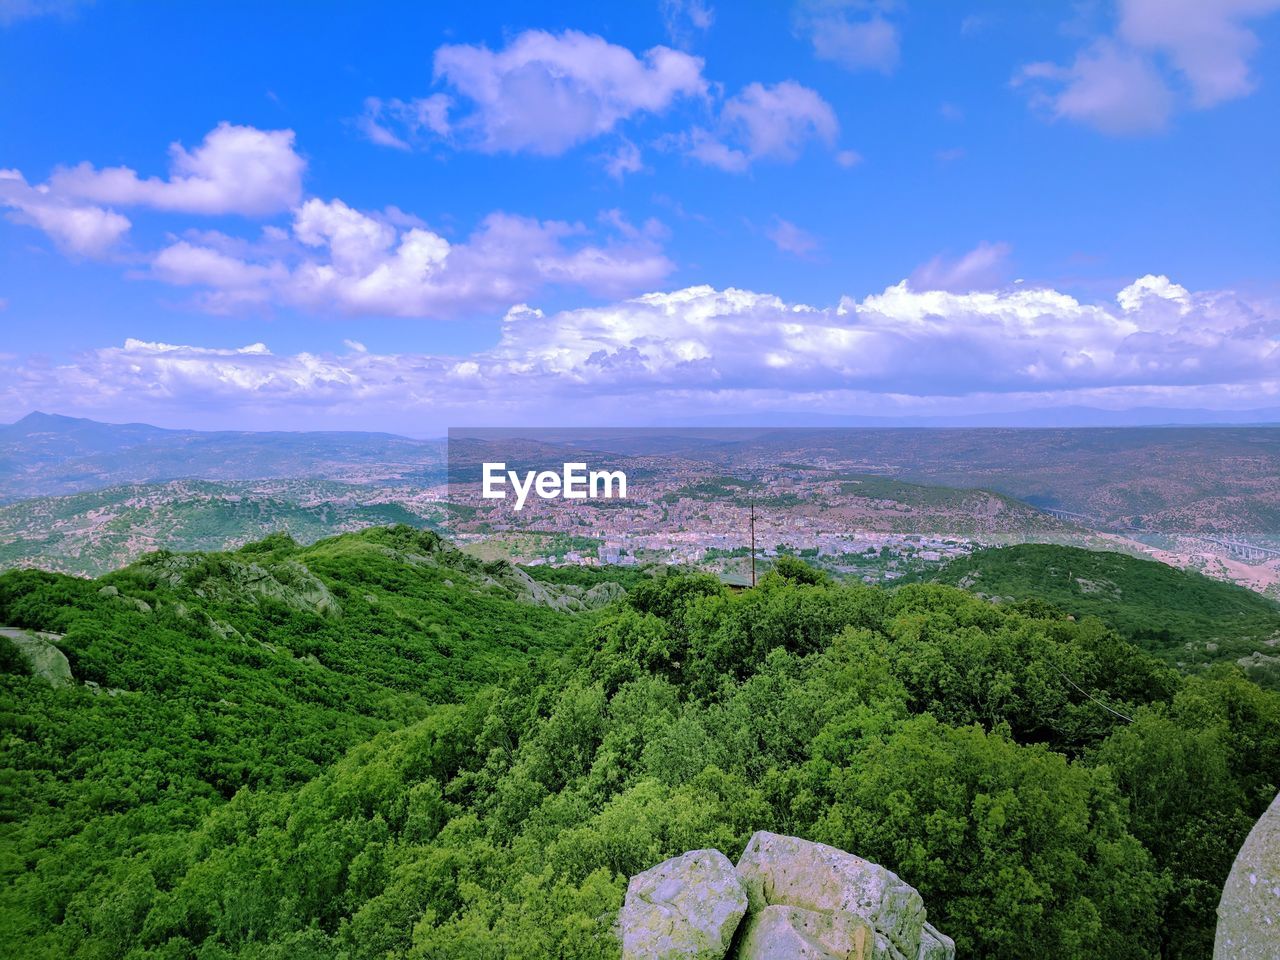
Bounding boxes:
[1017,41,1173,136]
[766,218,819,257]
[1119,0,1280,107]
[910,241,1012,292]
[1,124,673,315]
[357,95,452,151]
[687,80,839,171]
[364,30,708,155]
[11,276,1276,426]
[1017,0,1280,135]
[661,0,715,47]
[48,123,305,216]
[150,200,675,317]
[816,17,899,73]
[358,28,848,175]
[602,139,645,180]
[2,124,303,254]
[0,169,130,257]
[795,1,901,73]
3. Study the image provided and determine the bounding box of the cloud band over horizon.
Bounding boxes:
[3,274,1276,431]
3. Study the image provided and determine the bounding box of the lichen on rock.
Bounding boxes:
[1215,790,1280,959]
[1,627,73,687]
[619,833,953,960]
[620,848,749,960]
[736,831,926,959]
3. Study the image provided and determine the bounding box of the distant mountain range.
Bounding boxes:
[671,405,1280,428]
[0,411,444,501]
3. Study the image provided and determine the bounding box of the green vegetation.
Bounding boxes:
[838,473,975,506]
[522,562,650,592]
[912,543,1280,684]
[662,477,758,502]
[2,530,1277,959]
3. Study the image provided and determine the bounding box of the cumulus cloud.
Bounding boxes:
[1017,40,1174,135]
[47,123,305,216]
[1017,0,1280,134]
[1119,0,1280,107]
[0,169,130,257]
[797,1,901,74]
[358,28,848,174]
[1,123,672,315]
[150,199,675,317]
[1,123,302,253]
[363,30,707,156]
[9,276,1276,425]
[687,80,839,171]
[910,241,1012,292]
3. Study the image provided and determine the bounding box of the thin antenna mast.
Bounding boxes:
[750,499,757,587]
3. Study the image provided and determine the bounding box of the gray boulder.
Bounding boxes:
[0,627,73,687]
[621,848,749,959]
[736,832,927,959]
[736,903,876,959]
[1215,790,1280,959]
[619,835,953,960]
[916,922,955,960]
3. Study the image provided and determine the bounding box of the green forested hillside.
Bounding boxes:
[2,532,1278,959]
[909,544,1280,684]
[0,527,604,955]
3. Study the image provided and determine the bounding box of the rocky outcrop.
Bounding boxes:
[621,833,954,960]
[1214,790,1280,959]
[133,553,343,618]
[620,849,749,959]
[361,532,627,612]
[1,627,73,687]
[737,831,925,958]
[736,904,876,959]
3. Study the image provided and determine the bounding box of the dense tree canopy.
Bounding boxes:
[1,531,1277,959]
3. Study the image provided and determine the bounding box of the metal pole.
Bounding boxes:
[750,499,756,587]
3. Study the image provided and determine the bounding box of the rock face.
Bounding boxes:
[737,904,876,959]
[620,833,954,960]
[737,832,926,958]
[1,627,73,687]
[1214,790,1280,959]
[621,849,749,960]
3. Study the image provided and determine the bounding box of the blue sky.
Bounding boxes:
[1,0,1278,432]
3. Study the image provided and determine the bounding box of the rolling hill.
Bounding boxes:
[911,543,1280,684]
[2,527,1279,958]
[0,478,447,577]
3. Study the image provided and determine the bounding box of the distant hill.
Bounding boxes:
[672,404,1280,428]
[0,411,443,500]
[0,478,450,577]
[911,543,1280,684]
